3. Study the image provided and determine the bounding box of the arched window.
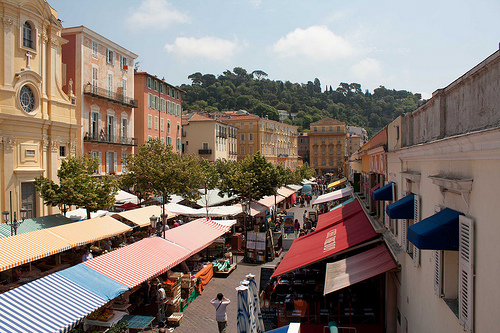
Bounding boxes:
[23,22,33,49]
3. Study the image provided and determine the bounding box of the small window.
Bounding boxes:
[240,133,245,141]
[122,57,128,69]
[106,49,114,65]
[59,146,66,157]
[148,115,152,129]
[23,22,33,49]
[92,41,98,58]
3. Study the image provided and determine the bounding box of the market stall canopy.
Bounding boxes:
[372,182,395,201]
[271,208,377,277]
[84,236,192,288]
[407,208,464,251]
[0,214,75,239]
[192,205,242,217]
[48,216,132,247]
[327,177,347,189]
[196,189,238,207]
[115,202,140,211]
[0,272,108,333]
[286,184,302,192]
[323,244,397,295]
[65,208,108,222]
[329,198,356,212]
[112,206,177,228]
[212,220,237,228]
[232,202,267,217]
[114,190,139,205]
[164,202,200,216]
[316,199,363,231]
[164,218,231,254]
[301,179,317,185]
[0,229,73,272]
[256,195,286,208]
[386,194,415,219]
[277,187,296,198]
[312,187,353,205]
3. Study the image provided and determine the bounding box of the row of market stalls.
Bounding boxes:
[261,178,398,333]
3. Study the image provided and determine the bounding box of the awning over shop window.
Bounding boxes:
[164,218,231,254]
[372,182,395,201]
[271,208,377,278]
[84,236,191,288]
[0,214,75,239]
[323,244,397,295]
[312,187,353,206]
[327,177,347,189]
[329,198,356,212]
[386,194,414,219]
[407,208,463,251]
[0,272,108,333]
[316,199,362,231]
[277,187,295,198]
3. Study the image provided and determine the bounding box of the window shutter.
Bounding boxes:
[98,113,102,136]
[402,219,407,250]
[114,152,117,173]
[98,152,102,174]
[413,195,420,267]
[105,152,109,173]
[434,250,442,296]
[89,112,92,136]
[459,216,474,332]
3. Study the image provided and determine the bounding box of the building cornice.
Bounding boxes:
[393,127,500,161]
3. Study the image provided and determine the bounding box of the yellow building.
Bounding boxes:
[308,118,347,175]
[217,110,299,169]
[181,112,237,162]
[0,0,77,218]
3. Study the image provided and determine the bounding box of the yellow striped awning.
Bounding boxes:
[111,206,177,228]
[49,215,133,247]
[327,177,347,189]
[0,229,73,272]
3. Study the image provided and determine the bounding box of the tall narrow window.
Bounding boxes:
[92,68,98,93]
[148,115,152,129]
[23,22,33,49]
[90,112,99,138]
[107,74,113,98]
[160,118,164,131]
[92,41,98,58]
[108,116,115,142]
[167,120,171,134]
[154,116,158,130]
[122,80,127,99]
[121,118,128,141]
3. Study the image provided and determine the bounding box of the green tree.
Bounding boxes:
[34,155,118,219]
[198,159,220,218]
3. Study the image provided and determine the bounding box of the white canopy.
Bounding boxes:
[163,203,199,215]
[192,206,242,217]
[65,208,108,221]
[114,190,139,205]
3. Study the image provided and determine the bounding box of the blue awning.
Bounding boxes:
[386,194,414,219]
[0,273,107,333]
[57,263,128,301]
[372,182,395,201]
[408,208,464,251]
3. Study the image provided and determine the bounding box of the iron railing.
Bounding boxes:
[84,84,138,108]
[198,149,212,154]
[84,132,138,146]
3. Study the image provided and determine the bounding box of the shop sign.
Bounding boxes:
[324,228,337,252]
[283,213,295,234]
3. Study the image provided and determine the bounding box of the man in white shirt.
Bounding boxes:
[210,293,231,333]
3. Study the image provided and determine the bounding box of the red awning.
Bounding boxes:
[84,236,191,288]
[271,208,377,277]
[164,218,230,254]
[316,200,363,231]
[116,202,140,210]
[323,244,397,295]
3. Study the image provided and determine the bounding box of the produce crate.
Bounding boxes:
[168,312,183,326]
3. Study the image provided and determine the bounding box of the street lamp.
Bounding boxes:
[150,215,159,236]
[2,207,28,236]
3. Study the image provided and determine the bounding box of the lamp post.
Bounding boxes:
[2,207,28,236]
[150,214,159,236]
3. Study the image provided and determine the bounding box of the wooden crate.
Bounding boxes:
[168,312,183,326]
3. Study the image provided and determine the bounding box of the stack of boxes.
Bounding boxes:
[164,272,182,316]
[181,273,195,308]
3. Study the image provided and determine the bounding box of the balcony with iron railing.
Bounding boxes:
[198,149,212,154]
[84,132,138,146]
[84,84,138,108]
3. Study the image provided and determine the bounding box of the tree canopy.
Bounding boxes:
[34,155,118,219]
[180,67,424,136]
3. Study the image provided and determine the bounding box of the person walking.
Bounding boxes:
[294,219,300,237]
[210,293,231,333]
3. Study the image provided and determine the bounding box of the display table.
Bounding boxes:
[109,302,132,313]
[194,263,213,292]
[120,315,155,332]
[83,310,127,331]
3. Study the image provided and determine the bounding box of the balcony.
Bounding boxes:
[217,132,228,139]
[84,132,138,146]
[84,84,138,108]
[198,149,212,154]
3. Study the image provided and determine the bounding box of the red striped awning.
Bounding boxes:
[164,218,230,254]
[84,237,191,288]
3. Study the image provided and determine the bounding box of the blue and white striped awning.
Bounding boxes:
[0,273,107,333]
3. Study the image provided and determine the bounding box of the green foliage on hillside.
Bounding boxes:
[180,67,424,136]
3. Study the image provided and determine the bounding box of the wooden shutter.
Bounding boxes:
[98,113,102,136]
[413,195,420,267]
[113,152,117,173]
[459,216,474,332]
[105,152,109,173]
[434,250,442,297]
[98,152,102,174]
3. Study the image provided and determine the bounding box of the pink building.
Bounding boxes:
[134,72,183,153]
[62,26,138,174]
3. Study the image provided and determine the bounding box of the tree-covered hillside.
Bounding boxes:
[180,67,424,136]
